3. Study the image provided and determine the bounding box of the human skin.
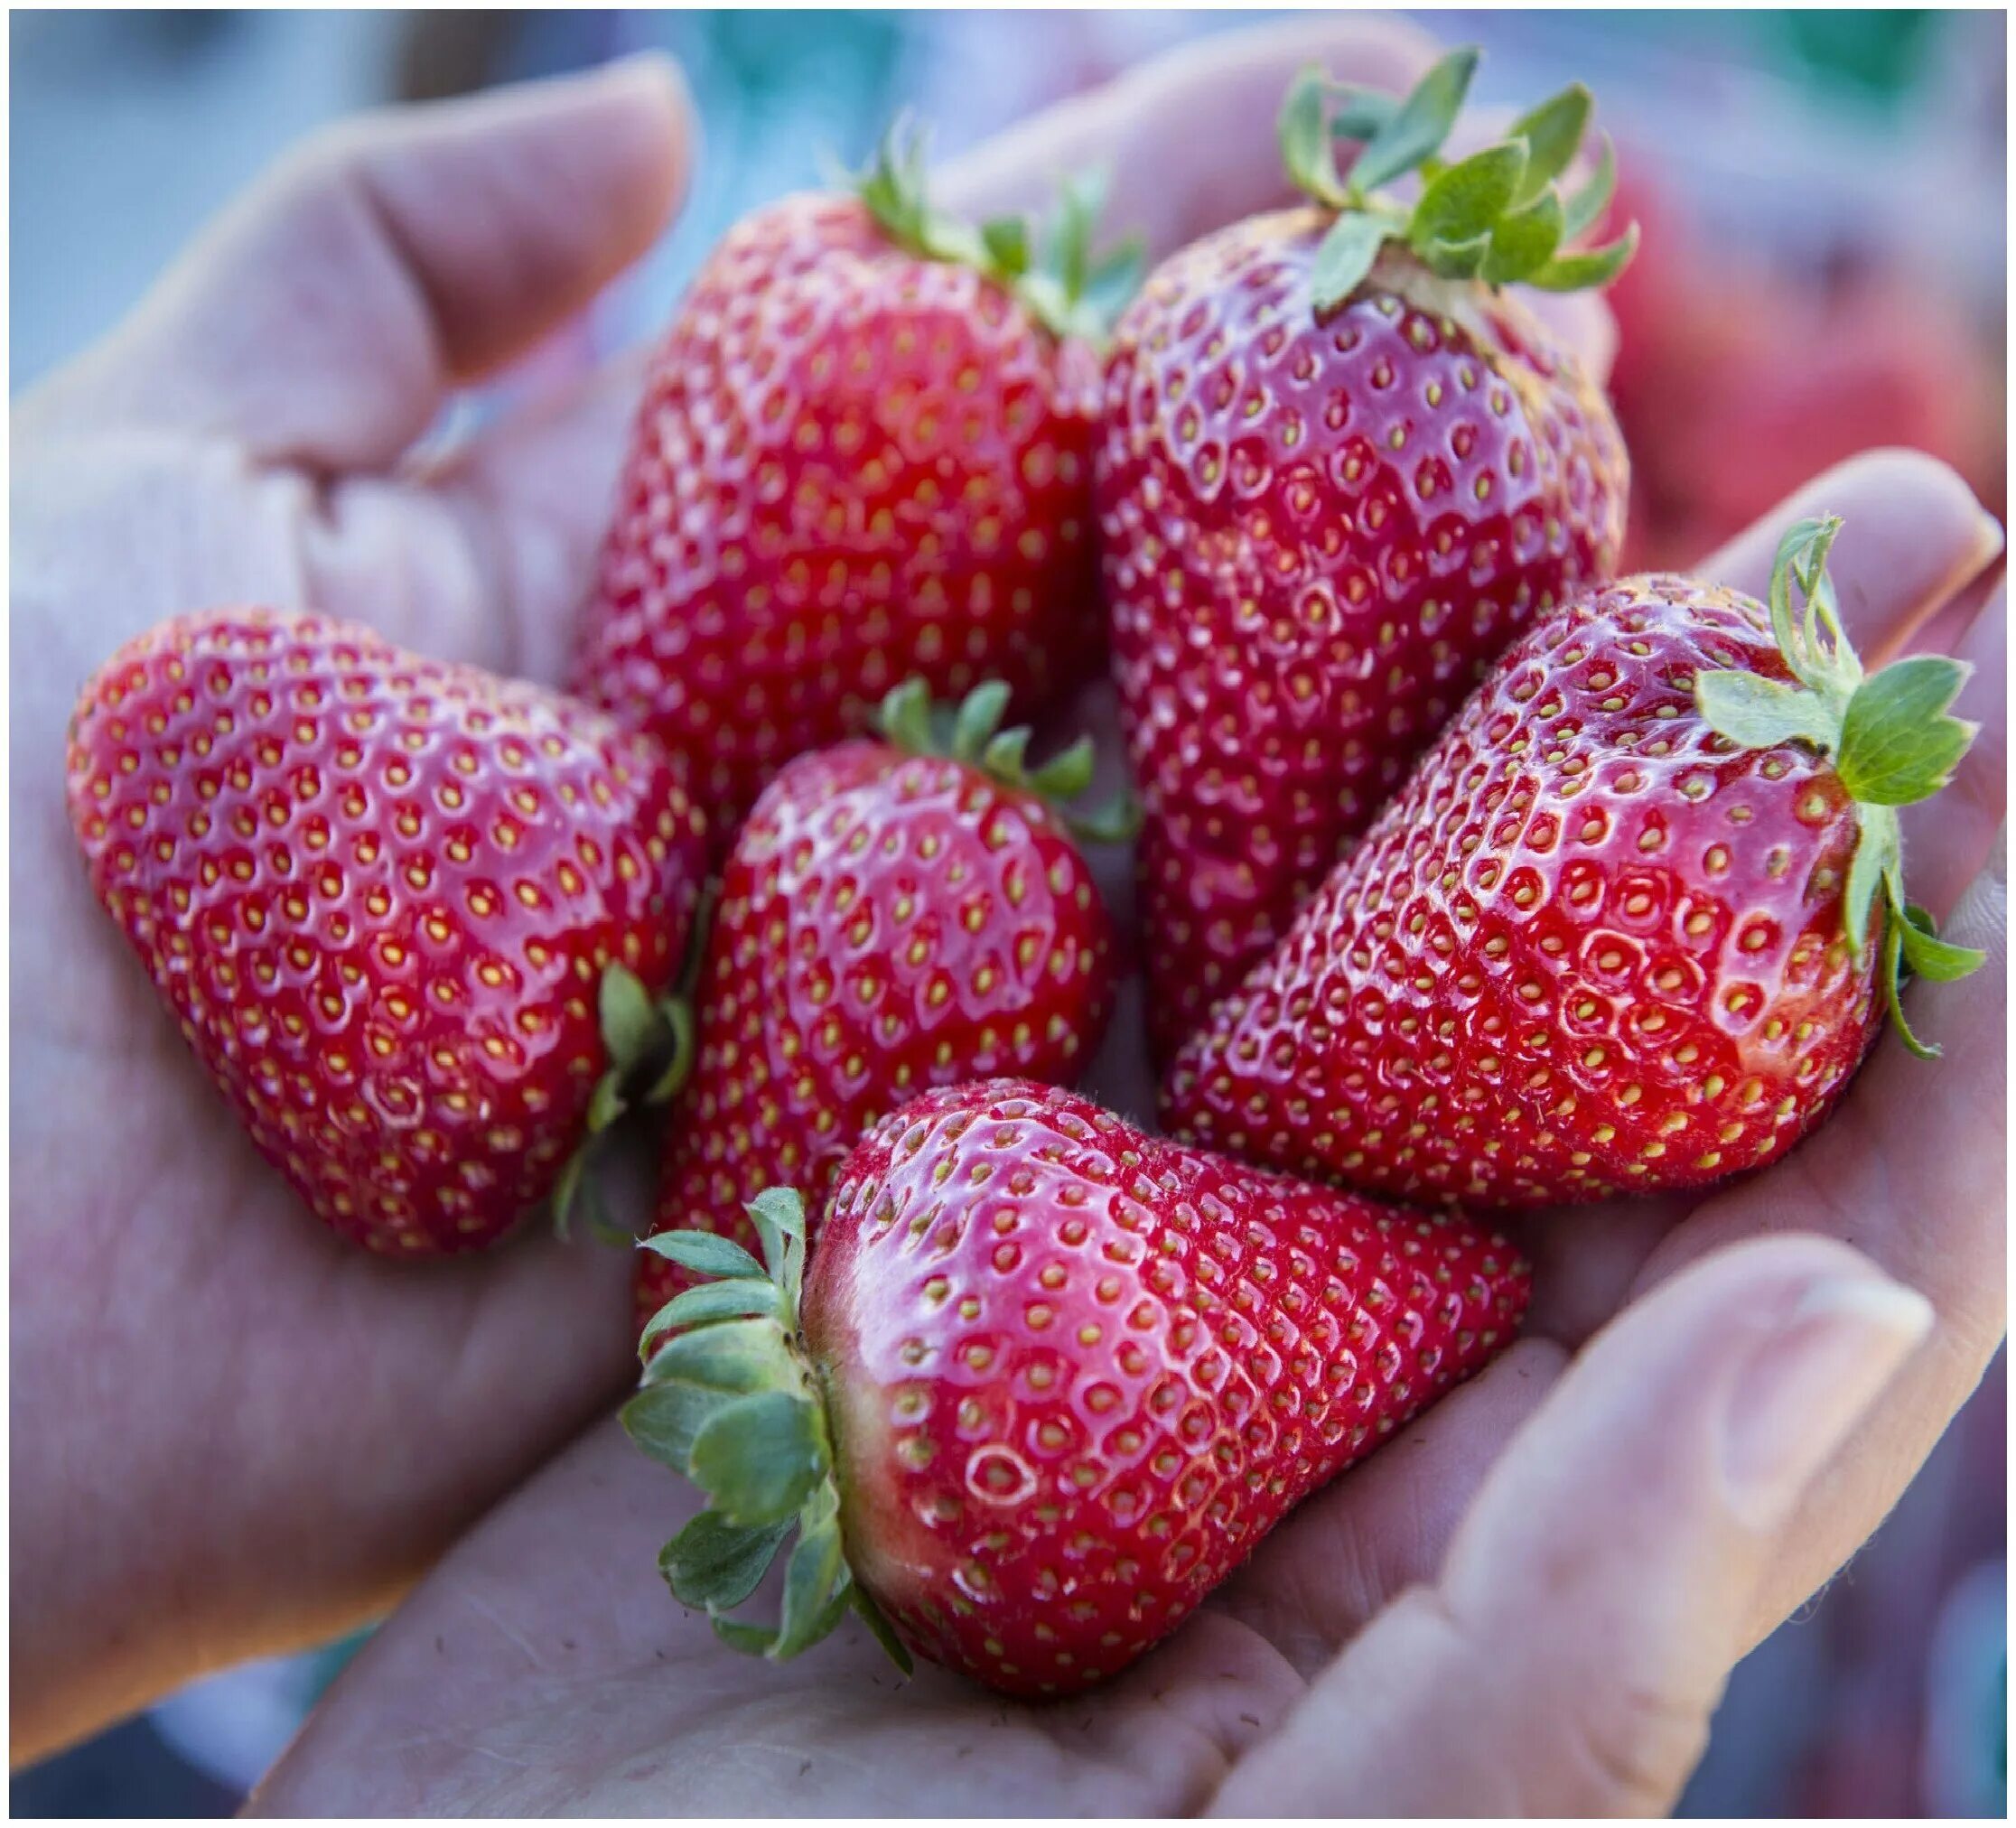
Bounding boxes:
[11,17,2005,1810]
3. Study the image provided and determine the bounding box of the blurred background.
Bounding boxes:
[10,8,2006,1816]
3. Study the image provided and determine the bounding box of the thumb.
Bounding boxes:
[1209,1234,1934,1817]
[46,54,693,471]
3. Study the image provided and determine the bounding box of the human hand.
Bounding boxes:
[8,11,1462,1766]
[257,119,2003,1828]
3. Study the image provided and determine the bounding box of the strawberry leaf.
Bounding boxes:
[1326,83,1399,144]
[639,1228,767,1282]
[587,1071,628,1135]
[1525,223,1638,291]
[1349,46,1479,194]
[1843,805,1900,966]
[851,1584,916,1675]
[773,1485,848,1657]
[1417,232,1491,281]
[1027,735,1097,801]
[1481,190,1564,286]
[622,1380,736,1475]
[1506,82,1591,206]
[1065,786,1143,849]
[642,999,695,1105]
[1835,656,1976,807]
[688,1392,827,1528]
[713,1616,779,1655]
[661,1511,792,1612]
[1694,670,1836,754]
[980,215,1029,278]
[1082,236,1147,326]
[745,1187,806,1282]
[1279,65,1347,207]
[551,1152,586,1240]
[951,680,1012,762]
[1561,134,1617,241]
[1411,142,1528,250]
[642,1315,799,1390]
[1310,213,1394,313]
[639,1279,783,1347]
[1895,907,1986,983]
[598,963,659,1073]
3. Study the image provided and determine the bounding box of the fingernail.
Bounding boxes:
[1720,1273,1934,1531]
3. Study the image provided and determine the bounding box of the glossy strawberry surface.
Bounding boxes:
[67,609,706,1253]
[574,194,1105,838]
[1162,575,1882,1208]
[635,744,1115,1331]
[1098,230,1629,1060]
[803,1079,1528,1696]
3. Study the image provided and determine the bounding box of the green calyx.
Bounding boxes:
[625,1188,911,1673]
[852,115,1144,345]
[1278,46,1638,314]
[552,895,714,1241]
[1694,516,1984,1059]
[876,676,1141,847]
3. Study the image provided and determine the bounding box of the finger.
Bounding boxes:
[1900,590,2005,919]
[1699,449,2003,662]
[939,16,1440,260]
[1209,1336,1565,1674]
[61,56,692,471]
[1628,844,2007,1648]
[1512,1193,1694,1348]
[405,347,654,682]
[1209,1236,1933,1816]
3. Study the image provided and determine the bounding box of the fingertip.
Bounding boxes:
[1702,448,2000,658]
[577,50,702,246]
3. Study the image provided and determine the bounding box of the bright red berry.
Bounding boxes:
[1098,53,1631,1059]
[1162,519,1983,1208]
[625,1080,1529,1696]
[66,608,708,1254]
[633,682,1126,1333]
[574,126,1140,839]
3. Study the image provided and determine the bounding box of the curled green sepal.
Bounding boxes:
[626,1189,911,1674]
[550,958,700,1242]
[1277,49,1637,314]
[1693,514,1983,1059]
[852,116,1142,345]
[875,676,1142,849]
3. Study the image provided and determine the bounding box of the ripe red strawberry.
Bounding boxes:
[573,124,1141,840]
[633,681,1127,1334]
[624,1079,1528,1695]
[66,608,708,1254]
[1162,518,1983,1208]
[1097,50,1633,1060]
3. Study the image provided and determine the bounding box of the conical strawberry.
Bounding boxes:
[66,608,708,1253]
[634,682,1126,1334]
[1098,49,1633,1059]
[625,1079,1529,1696]
[1162,518,1984,1208]
[574,122,1141,841]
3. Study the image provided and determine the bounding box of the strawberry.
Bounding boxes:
[1162,518,1984,1209]
[1097,49,1633,1060]
[573,123,1142,841]
[66,608,708,1254]
[625,1079,1529,1695]
[633,681,1128,1335]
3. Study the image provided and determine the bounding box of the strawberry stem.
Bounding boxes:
[1694,515,1984,1059]
[852,116,1143,345]
[1278,47,1638,312]
[876,676,1141,848]
[626,1189,912,1673]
